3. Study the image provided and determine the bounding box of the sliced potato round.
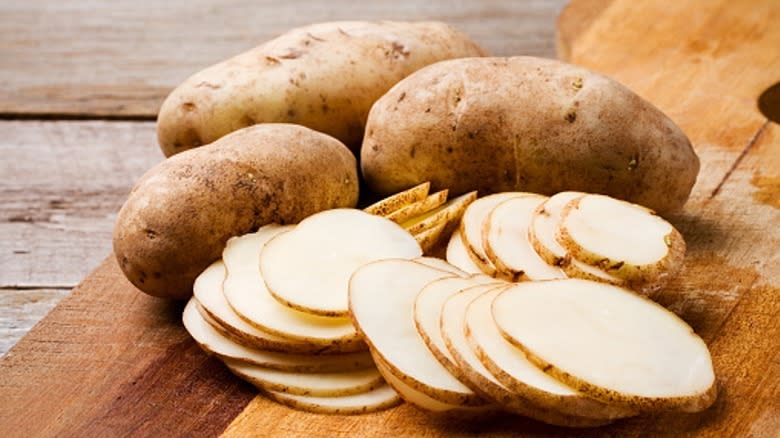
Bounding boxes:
[528,191,583,267]
[386,189,449,224]
[364,182,430,216]
[557,194,685,283]
[372,352,496,415]
[225,358,384,397]
[349,259,486,406]
[194,257,336,354]
[466,290,636,420]
[413,257,468,277]
[414,277,497,375]
[222,228,365,350]
[262,209,422,317]
[403,191,477,235]
[483,195,566,281]
[459,193,527,275]
[267,384,401,415]
[182,299,373,373]
[528,192,625,286]
[442,287,610,427]
[446,230,483,275]
[492,280,717,412]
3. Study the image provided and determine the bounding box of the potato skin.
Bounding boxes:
[157,21,487,157]
[361,56,700,213]
[114,124,358,299]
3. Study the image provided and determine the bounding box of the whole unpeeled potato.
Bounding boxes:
[157,21,487,157]
[361,56,699,213]
[114,124,358,299]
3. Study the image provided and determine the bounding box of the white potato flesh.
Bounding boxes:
[225,358,384,397]
[442,286,611,427]
[465,290,633,420]
[413,256,468,277]
[446,230,483,274]
[414,277,496,372]
[403,191,477,235]
[267,384,401,415]
[529,192,623,285]
[558,194,679,268]
[262,209,422,316]
[484,196,566,281]
[182,299,372,372]
[349,259,484,405]
[373,353,492,413]
[223,228,364,347]
[460,193,527,272]
[364,181,430,216]
[194,258,322,353]
[528,191,584,266]
[492,280,716,410]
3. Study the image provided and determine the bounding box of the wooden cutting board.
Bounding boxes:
[1,0,778,436]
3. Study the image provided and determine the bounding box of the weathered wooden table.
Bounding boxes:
[1,0,778,436]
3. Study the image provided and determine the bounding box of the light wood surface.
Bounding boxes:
[1,0,778,436]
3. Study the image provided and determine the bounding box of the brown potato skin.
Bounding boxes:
[361,56,700,213]
[113,124,358,300]
[157,21,488,157]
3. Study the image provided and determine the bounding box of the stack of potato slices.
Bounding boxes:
[183,186,715,424]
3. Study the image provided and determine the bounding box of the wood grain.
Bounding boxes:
[0,0,566,118]
[0,121,162,353]
[0,257,257,437]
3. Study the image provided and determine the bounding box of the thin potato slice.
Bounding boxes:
[557,194,686,283]
[364,182,430,216]
[223,228,365,349]
[493,280,717,412]
[528,192,625,286]
[262,209,422,316]
[442,288,611,427]
[459,193,528,275]
[386,189,449,224]
[414,277,497,375]
[466,290,636,420]
[225,359,385,397]
[372,352,496,415]
[194,258,338,354]
[414,220,447,254]
[483,196,566,281]
[182,299,373,373]
[267,384,401,415]
[446,230,483,275]
[349,259,487,406]
[413,256,468,277]
[402,191,477,235]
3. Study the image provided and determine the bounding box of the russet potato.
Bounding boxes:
[157,21,487,157]
[361,56,699,213]
[113,123,358,299]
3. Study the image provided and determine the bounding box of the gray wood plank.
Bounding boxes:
[0,0,566,117]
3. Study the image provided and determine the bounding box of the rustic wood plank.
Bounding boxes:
[0,289,69,355]
[0,257,257,437]
[0,121,161,287]
[0,0,566,117]
[0,121,161,354]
